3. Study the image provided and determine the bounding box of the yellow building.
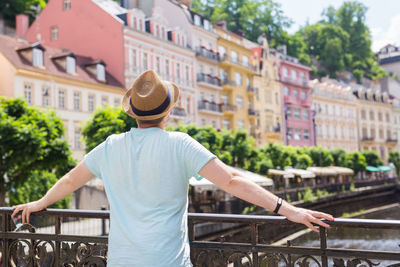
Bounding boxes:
[354,86,396,160]
[311,79,358,152]
[214,22,258,141]
[252,36,283,146]
[0,35,125,160]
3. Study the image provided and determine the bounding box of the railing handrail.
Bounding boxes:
[3,207,400,229]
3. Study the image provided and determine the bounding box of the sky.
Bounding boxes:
[278,0,400,52]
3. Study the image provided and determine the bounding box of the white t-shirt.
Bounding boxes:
[84,127,216,266]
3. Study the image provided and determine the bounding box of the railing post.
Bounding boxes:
[251,223,258,267]
[54,216,61,266]
[1,212,9,267]
[101,206,106,236]
[320,227,328,267]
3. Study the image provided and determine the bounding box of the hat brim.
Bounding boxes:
[122,81,180,120]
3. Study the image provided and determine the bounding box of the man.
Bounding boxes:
[12,70,334,266]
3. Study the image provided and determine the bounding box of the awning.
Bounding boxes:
[307,167,337,176]
[284,168,316,178]
[378,166,392,172]
[267,169,295,179]
[366,166,380,172]
[327,166,354,176]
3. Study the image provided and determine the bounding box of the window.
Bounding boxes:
[378,112,382,121]
[222,118,230,129]
[387,129,391,139]
[155,25,160,38]
[235,72,242,86]
[33,48,43,67]
[212,120,216,128]
[361,109,366,119]
[293,90,298,98]
[284,86,289,96]
[142,53,148,69]
[88,94,95,112]
[246,77,250,87]
[304,129,310,140]
[101,96,108,106]
[201,119,206,126]
[63,0,71,10]
[371,128,376,138]
[161,27,165,39]
[231,51,238,63]
[291,70,297,80]
[282,67,288,77]
[66,56,76,74]
[74,129,81,150]
[176,63,181,79]
[294,129,301,140]
[300,91,306,100]
[293,108,300,119]
[73,92,80,111]
[379,129,384,139]
[242,56,249,67]
[275,92,279,105]
[222,93,228,105]
[218,46,226,57]
[369,111,375,120]
[238,120,244,128]
[51,26,58,41]
[185,65,189,81]
[130,49,137,71]
[362,127,367,138]
[287,128,292,140]
[236,96,243,108]
[386,113,390,122]
[42,86,50,106]
[194,15,201,26]
[302,109,309,120]
[155,57,160,74]
[300,72,305,80]
[165,59,170,76]
[24,84,32,105]
[58,89,66,109]
[97,64,105,81]
[204,20,210,30]
[133,17,137,29]
[286,107,291,118]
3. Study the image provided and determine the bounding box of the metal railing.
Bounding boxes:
[221,54,257,72]
[195,46,220,62]
[197,73,222,86]
[1,207,400,266]
[198,100,222,113]
[171,107,187,117]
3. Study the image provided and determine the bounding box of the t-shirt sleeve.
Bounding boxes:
[182,134,216,179]
[84,140,107,180]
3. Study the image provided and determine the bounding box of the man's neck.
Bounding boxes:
[138,124,164,130]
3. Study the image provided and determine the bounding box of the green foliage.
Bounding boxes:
[345,152,367,176]
[285,194,291,203]
[297,192,302,201]
[302,187,315,202]
[388,151,400,176]
[9,170,70,208]
[0,0,47,26]
[0,97,73,206]
[241,205,256,215]
[331,148,347,166]
[361,150,383,167]
[296,154,313,169]
[349,183,355,192]
[315,189,329,199]
[82,106,137,152]
[306,146,333,166]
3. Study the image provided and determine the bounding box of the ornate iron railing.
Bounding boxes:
[1,207,400,266]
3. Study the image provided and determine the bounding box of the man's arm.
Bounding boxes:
[199,158,334,232]
[12,160,95,224]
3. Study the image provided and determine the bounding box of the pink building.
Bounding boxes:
[24,0,196,123]
[271,47,314,147]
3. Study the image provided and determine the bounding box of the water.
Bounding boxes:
[290,205,400,266]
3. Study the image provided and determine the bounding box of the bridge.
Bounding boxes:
[1,207,400,266]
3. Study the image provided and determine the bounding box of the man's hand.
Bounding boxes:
[12,200,46,224]
[284,207,334,233]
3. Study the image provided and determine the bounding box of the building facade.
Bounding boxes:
[311,79,358,152]
[0,34,125,160]
[391,97,400,151]
[214,22,259,139]
[252,37,282,146]
[271,47,313,147]
[353,86,396,160]
[378,44,400,78]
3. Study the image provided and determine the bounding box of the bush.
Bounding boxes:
[302,187,315,203]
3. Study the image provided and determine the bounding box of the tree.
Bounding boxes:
[345,152,367,176]
[82,106,137,152]
[0,0,47,26]
[9,170,70,208]
[362,150,383,167]
[296,154,313,169]
[306,146,333,166]
[0,98,73,206]
[331,148,347,166]
[262,143,292,169]
[388,151,400,176]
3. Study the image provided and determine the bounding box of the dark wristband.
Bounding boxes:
[273,198,283,214]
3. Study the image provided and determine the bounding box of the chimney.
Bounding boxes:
[177,0,191,9]
[16,14,29,37]
[236,29,244,37]
[215,20,227,30]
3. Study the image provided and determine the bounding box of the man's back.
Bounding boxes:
[84,127,215,266]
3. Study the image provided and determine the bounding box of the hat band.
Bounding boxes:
[129,90,171,117]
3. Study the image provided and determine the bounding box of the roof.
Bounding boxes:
[284,168,316,179]
[0,34,123,88]
[267,169,295,179]
[307,166,354,176]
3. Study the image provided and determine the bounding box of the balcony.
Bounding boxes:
[2,208,400,266]
[281,76,310,88]
[301,98,312,107]
[195,46,220,62]
[284,95,298,105]
[386,138,398,144]
[361,136,375,142]
[170,106,187,118]
[247,86,259,95]
[220,54,257,72]
[197,73,222,88]
[198,100,222,114]
[221,103,237,114]
[248,108,258,117]
[221,77,236,89]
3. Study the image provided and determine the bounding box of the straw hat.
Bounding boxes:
[122,70,180,120]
